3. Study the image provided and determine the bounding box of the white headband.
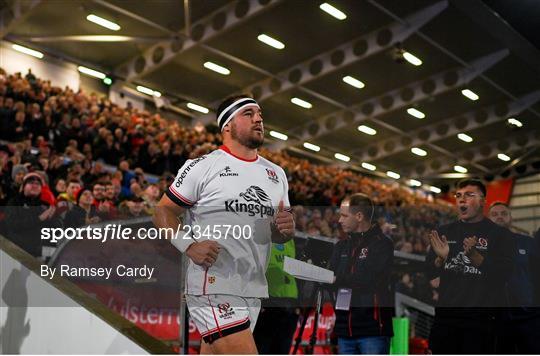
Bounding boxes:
[217,98,260,131]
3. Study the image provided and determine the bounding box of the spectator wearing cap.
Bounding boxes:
[119,196,147,219]
[5,163,28,201]
[5,172,62,257]
[65,187,100,228]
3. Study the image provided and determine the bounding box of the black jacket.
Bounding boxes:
[329,224,395,337]
[5,193,63,257]
[505,232,540,321]
[64,205,99,228]
[426,218,515,323]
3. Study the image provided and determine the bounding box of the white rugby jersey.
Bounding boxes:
[166,145,290,298]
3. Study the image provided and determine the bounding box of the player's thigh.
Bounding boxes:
[210,328,258,354]
[200,340,213,355]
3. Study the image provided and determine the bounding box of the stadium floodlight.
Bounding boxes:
[508,118,523,127]
[269,130,288,141]
[334,153,350,162]
[319,3,347,20]
[291,97,312,109]
[461,89,479,101]
[361,162,376,171]
[454,165,468,173]
[403,51,422,66]
[136,85,161,97]
[12,44,44,59]
[203,61,230,75]
[457,133,473,143]
[498,153,511,162]
[409,179,422,187]
[411,147,427,156]
[86,14,121,31]
[303,142,320,152]
[407,108,425,119]
[343,76,365,89]
[78,66,106,79]
[358,125,377,135]
[257,34,285,49]
[187,102,209,114]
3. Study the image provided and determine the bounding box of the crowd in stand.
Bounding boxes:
[0,68,455,262]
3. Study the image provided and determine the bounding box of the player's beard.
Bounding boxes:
[231,121,264,149]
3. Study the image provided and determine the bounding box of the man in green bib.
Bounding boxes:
[254,240,299,354]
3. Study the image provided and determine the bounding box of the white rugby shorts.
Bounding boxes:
[186,294,261,344]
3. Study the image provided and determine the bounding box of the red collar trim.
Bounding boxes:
[219,145,258,162]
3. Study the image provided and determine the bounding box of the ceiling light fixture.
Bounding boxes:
[257,34,285,49]
[454,165,468,173]
[335,153,350,162]
[358,125,377,135]
[343,75,365,89]
[407,107,425,119]
[319,3,347,20]
[187,102,209,114]
[303,142,320,152]
[498,153,511,162]
[386,171,401,179]
[291,97,312,109]
[402,51,422,66]
[409,179,422,187]
[361,162,376,171]
[461,89,479,101]
[508,118,523,128]
[269,130,288,141]
[411,147,427,156]
[203,61,230,75]
[12,44,44,59]
[430,186,442,194]
[136,85,161,97]
[86,14,121,31]
[457,133,473,143]
[77,66,106,79]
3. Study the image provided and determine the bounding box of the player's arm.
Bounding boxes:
[153,194,220,268]
[153,193,186,237]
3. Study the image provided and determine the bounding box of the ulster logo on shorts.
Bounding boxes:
[208,276,216,284]
[266,168,279,184]
[217,303,235,319]
[217,303,231,313]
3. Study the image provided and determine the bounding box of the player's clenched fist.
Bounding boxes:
[186,240,221,268]
[274,200,295,237]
